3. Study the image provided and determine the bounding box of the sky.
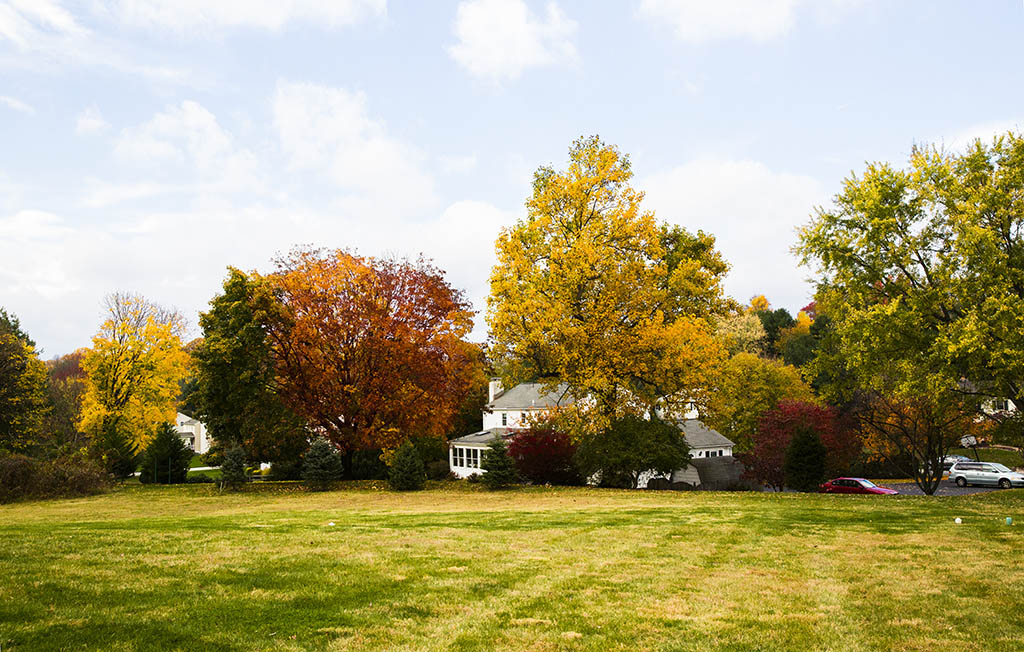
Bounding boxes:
[2,0,1023,357]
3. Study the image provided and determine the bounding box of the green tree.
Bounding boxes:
[783,425,827,492]
[388,440,426,491]
[703,352,817,452]
[302,437,342,491]
[220,446,248,490]
[0,309,49,455]
[796,132,1024,422]
[574,416,689,489]
[192,269,308,466]
[755,307,795,356]
[93,417,139,481]
[138,422,191,484]
[488,136,728,435]
[481,437,518,490]
[44,350,89,454]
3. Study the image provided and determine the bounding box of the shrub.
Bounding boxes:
[575,416,688,489]
[351,448,388,480]
[466,472,481,483]
[0,454,110,503]
[0,454,37,502]
[784,425,828,492]
[220,446,248,490]
[138,422,193,484]
[389,440,426,491]
[302,437,342,490]
[426,459,451,481]
[742,400,859,491]
[482,438,517,490]
[507,426,581,485]
[270,458,303,481]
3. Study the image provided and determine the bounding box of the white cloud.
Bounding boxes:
[0,94,32,113]
[448,0,577,81]
[407,200,516,338]
[75,104,109,133]
[0,0,86,49]
[113,100,261,193]
[439,153,478,175]
[637,0,859,44]
[642,158,825,309]
[273,80,436,216]
[105,0,386,32]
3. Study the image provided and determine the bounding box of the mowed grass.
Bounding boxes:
[2,485,1023,651]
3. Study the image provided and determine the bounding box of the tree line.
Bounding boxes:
[4,132,1024,497]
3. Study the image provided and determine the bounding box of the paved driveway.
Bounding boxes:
[888,480,1004,496]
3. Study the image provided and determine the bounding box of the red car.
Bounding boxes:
[819,477,898,495]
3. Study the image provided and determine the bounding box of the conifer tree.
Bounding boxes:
[783,425,827,492]
[220,445,248,490]
[138,422,192,484]
[302,437,342,490]
[482,437,517,490]
[388,440,426,491]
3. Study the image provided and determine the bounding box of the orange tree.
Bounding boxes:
[264,247,478,470]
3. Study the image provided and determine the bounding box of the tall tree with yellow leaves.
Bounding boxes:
[80,293,189,450]
[488,136,729,434]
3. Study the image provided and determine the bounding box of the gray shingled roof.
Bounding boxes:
[451,429,505,445]
[487,382,573,410]
[678,420,734,449]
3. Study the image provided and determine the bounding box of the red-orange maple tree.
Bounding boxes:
[265,247,477,457]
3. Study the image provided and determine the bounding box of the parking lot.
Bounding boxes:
[888,480,1006,496]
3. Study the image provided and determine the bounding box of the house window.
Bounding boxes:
[470,448,479,468]
[501,413,507,426]
[455,447,464,467]
[994,399,1010,412]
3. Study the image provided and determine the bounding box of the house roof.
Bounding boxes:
[677,420,735,449]
[451,429,506,445]
[487,382,573,410]
[176,411,199,426]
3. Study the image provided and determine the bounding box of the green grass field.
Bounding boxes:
[2,484,1022,651]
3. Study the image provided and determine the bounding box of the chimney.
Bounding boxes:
[488,377,503,402]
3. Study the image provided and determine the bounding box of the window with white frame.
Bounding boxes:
[501,412,507,426]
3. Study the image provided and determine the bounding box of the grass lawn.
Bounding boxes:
[187,453,221,479]
[951,447,1023,469]
[2,484,1022,651]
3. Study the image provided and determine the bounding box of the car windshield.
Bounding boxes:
[989,464,1011,473]
[858,479,877,488]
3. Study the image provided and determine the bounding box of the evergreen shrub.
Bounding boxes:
[389,440,426,491]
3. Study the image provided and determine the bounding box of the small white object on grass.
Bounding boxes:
[954,517,962,524]
[327,522,336,526]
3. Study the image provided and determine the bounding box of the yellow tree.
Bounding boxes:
[80,293,189,449]
[488,136,729,434]
[702,352,818,452]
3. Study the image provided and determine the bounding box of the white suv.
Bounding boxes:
[948,462,1024,489]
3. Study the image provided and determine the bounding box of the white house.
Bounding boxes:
[449,380,736,487]
[174,412,211,454]
[449,380,572,478]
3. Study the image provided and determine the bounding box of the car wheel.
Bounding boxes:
[955,476,967,488]
[999,478,1011,489]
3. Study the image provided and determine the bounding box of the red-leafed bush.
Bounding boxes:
[741,400,860,491]
[507,426,582,486]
